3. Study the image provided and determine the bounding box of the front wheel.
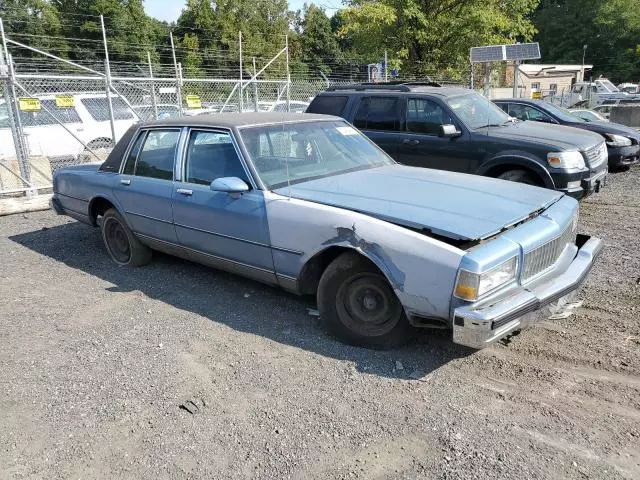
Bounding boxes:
[101,208,152,267]
[497,169,539,186]
[317,252,416,349]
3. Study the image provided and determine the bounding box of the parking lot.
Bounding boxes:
[0,167,638,479]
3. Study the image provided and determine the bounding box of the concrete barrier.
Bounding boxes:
[610,105,640,129]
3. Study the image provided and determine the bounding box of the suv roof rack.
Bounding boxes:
[326,80,442,92]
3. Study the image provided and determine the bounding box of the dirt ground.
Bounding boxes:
[1,166,639,480]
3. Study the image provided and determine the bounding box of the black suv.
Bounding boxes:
[493,98,640,171]
[307,83,608,199]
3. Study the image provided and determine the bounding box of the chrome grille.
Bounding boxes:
[583,142,607,168]
[522,219,577,282]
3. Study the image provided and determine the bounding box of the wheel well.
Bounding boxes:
[484,164,545,186]
[89,197,115,226]
[298,246,379,295]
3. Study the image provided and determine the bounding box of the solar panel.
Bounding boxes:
[470,43,541,63]
[470,46,504,63]
[505,43,541,61]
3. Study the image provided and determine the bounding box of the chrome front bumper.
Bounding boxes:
[452,235,603,349]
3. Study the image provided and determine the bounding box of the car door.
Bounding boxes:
[395,97,470,172]
[171,129,275,279]
[112,128,181,243]
[352,96,404,158]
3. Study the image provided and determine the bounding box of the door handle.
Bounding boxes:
[120,179,130,185]
[402,139,420,145]
[176,188,193,196]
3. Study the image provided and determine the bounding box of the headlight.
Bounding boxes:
[604,134,632,147]
[547,151,585,169]
[454,257,518,301]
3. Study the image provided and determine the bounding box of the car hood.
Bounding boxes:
[568,120,640,140]
[487,121,602,150]
[273,165,563,241]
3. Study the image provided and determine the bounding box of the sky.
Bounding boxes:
[143,0,338,23]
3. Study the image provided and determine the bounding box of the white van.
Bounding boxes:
[0,93,137,161]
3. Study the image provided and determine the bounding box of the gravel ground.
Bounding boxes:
[1,167,639,480]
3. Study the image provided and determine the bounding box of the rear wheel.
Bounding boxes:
[497,169,540,186]
[317,252,416,349]
[101,208,152,267]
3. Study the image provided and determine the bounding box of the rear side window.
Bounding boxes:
[353,97,400,131]
[122,131,147,175]
[19,100,82,126]
[306,95,348,116]
[81,97,134,121]
[133,129,180,180]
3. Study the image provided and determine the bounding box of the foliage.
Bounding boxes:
[534,0,640,82]
[297,3,343,74]
[1,0,638,83]
[337,0,540,76]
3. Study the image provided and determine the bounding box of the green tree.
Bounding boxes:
[337,0,540,77]
[534,0,640,81]
[0,0,69,57]
[298,3,343,74]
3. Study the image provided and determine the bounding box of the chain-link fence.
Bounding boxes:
[0,22,470,198]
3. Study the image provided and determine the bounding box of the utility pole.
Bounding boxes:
[581,44,588,82]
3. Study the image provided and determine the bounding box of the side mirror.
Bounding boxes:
[440,124,461,138]
[211,177,249,197]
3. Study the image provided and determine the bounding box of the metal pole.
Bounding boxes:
[581,44,587,83]
[512,61,519,98]
[252,57,259,112]
[147,51,158,119]
[470,60,474,89]
[0,36,33,194]
[170,32,182,115]
[483,63,491,97]
[100,15,117,144]
[285,34,291,111]
[384,50,388,82]
[238,31,243,112]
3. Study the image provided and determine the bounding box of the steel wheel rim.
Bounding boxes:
[104,218,131,264]
[336,273,402,337]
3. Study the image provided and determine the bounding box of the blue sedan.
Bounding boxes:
[51,113,602,349]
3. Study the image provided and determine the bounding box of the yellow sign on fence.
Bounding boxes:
[186,95,202,109]
[18,98,41,112]
[55,95,75,108]
[531,90,542,100]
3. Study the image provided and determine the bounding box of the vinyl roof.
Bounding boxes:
[142,112,338,128]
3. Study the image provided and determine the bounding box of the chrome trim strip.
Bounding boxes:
[174,222,271,248]
[57,192,88,203]
[173,222,303,255]
[271,246,304,255]
[125,210,174,225]
[135,233,275,275]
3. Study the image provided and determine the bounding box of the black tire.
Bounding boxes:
[497,169,539,185]
[101,208,152,267]
[317,252,416,349]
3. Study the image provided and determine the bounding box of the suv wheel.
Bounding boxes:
[498,169,539,186]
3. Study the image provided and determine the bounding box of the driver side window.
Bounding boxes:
[406,98,451,135]
[508,104,553,123]
[183,130,248,186]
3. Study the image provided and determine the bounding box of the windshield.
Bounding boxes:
[598,79,619,93]
[240,120,394,189]
[446,93,510,129]
[540,101,586,123]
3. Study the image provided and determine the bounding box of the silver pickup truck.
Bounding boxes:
[51,113,603,349]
